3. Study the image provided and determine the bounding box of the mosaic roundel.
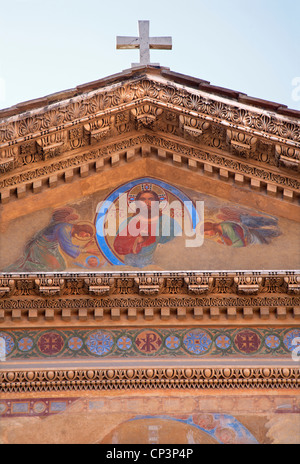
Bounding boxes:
[33,402,47,414]
[215,335,231,350]
[86,331,114,356]
[135,330,163,354]
[183,329,212,354]
[264,335,281,350]
[165,335,181,350]
[283,329,300,352]
[0,332,14,355]
[0,403,8,415]
[68,337,83,351]
[37,332,64,356]
[117,336,132,351]
[18,337,34,352]
[234,330,261,354]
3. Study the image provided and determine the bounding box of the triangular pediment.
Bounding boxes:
[0,67,299,276]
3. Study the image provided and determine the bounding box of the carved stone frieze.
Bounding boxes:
[1,133,299,207]
[0,367,299,393]
[0,272,299,325]
[0,272,298,299]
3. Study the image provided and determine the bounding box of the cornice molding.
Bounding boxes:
[0,366,299,393]
[0,134,299,206]
[0,76,299,201]
[0,271,299,326]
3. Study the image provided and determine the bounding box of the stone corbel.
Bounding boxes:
[275,145,300,171]
[0,279,15,297]
[184,276,214,294]
[0,147,16,173]
[131,104,163,128]
[19,140,38,161]
[36,132,65,160]
[227,130,257,158]
[34,278,65,296]
[84,116,114,143]
[283,276,300,294]
[134,277,164,295]
[68,126,89,149]
[84,277,114,296]
[234,276,263,295]
[179,115,210,138]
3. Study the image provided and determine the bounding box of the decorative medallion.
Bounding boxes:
[68,337,83,351]
[117,336,132,351]
[18,337,34,352]
[32,402,47,414]
[135,330,162,354]
[234,330,261,354]
[37,332,64,356]
[165,335,181,350]
[264,335,281,350]
[183,329,212,354]
[215,335,231,350]
[85,331,114,356]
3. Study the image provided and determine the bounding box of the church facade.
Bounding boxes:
[0,60,299,443]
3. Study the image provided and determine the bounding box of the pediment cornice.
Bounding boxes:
[0,270,299,327]
[0,69,299,205]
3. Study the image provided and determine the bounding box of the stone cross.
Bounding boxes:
[116,20,172,68]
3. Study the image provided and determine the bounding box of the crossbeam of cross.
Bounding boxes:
[116,20,172,68]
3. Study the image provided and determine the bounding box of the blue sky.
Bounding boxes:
[0,0,299,110]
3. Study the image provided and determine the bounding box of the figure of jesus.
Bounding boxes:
[113,190,180,267]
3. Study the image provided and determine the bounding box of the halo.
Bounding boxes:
[127,183,168,213]
[85,255,101,267]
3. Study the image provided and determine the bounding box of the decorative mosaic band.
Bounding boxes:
[1,327,299,359]
[0,398,78,418]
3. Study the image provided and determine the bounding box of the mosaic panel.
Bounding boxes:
[0,398,78,418]
[0,327,299,360]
